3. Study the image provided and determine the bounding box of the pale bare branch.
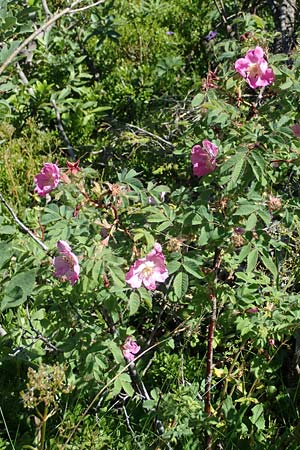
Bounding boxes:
[0,0,105,77]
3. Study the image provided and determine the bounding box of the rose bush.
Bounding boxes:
[1,4,300,450]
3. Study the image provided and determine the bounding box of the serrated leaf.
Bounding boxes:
[106,340,124,364]
[147,212,167,223]
[139,287,152,309]
[167,260,181,275]
[259,253,278,278]
[237,243,251,263]
[234,204,258,216]
[182,257,203,279]
[245,213,257,231]
[257,209,271,226]
[120,373,134,396]
[156,220,173,232]
[173,272,189,299]
[129,292,140,315]
[226,157,245,191]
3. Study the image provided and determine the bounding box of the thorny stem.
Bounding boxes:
[0,192,49,252]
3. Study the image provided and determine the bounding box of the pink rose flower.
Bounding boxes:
[122,336,141,362]
[234,46,275,89]
[126,243,168,290]
[191,140,218,177]
[53,240,80,285]
[34,163,60,197]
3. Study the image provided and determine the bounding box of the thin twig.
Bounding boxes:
[0,406,16,450]
[26,305,60,352]
[213,0,227,25]
[0,0,105,77]
[69,0,106,13]
[51,99,76,160]
[122,404,142,448]
[15,62,35,95]
[126,124,174,148]
[0,192,49,252]
[41,0,52,20]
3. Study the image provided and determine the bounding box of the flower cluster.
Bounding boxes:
[234,46,275,89]
[21,363,73,409]
[122,337,141,362]
[34,163,60,197]
[53,240,80,285]
[126,243,168,290]
[191,140,218,177]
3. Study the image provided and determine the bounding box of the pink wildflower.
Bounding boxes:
[268,337,275,347]
[191,140,218,177]
[291,124,300,138]
[53,240,80,285]
[126,243,168,291]
[234,46,275,89]
[34,163,60,197]
[122,336,141,362]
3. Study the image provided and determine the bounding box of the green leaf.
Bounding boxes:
[182,257,203,279]
[0,225,16,234]
[173,272,189,299]
[191,93,204,107]
[250,404,265,430]
[245,213,257,231]
[247,248,258,273]
[129,292,140,315]
[237,243,251,263]
[147,212,167,223]
[257,209,271,226]
[156,220,173,232]
[139,287,152,309]
[109,378,122,399]
[226,157,245,191]
[167,260,181,275]
[279,78,293,90]
[0,242,13,268]
[106,340,124,364]
[120,373,134,397]
[259,253,278,278]
[234,204,258,216]
[1,269,36,311]
[108,266,125,287]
